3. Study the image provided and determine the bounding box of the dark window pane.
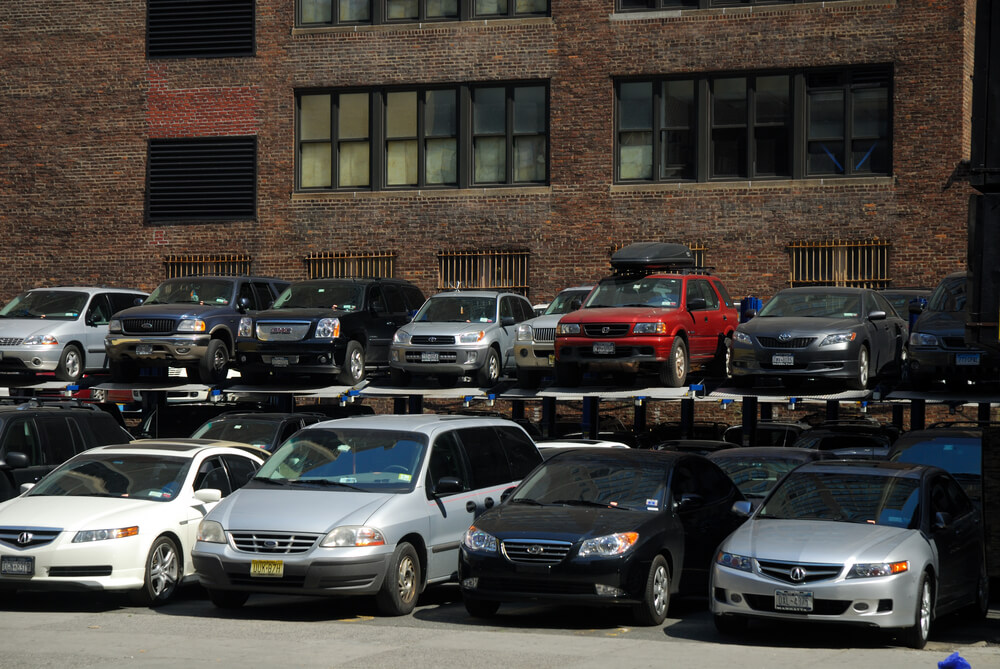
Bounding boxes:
[427,0,459,18]
[852,139,887,174]
[853,87,889,137]
[755,126,789,176]
[808,89,845,138]
[713,77,746,127]
[808,140,845,175]
[712,128,747,178]
[474,88,506,134]
[619,82,653,131]
[387,0,418,19]
[756,75,789,124]
[514,86,546,133]
[662,129,694,179]
[663,80,694,128]
[301,0,333,23]
[425,90,456,136]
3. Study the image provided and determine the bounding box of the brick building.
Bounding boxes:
[0,0,977,304]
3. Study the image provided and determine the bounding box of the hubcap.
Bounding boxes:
[350,349,364,380]
[673,347,685,379]
[918,581,931,640]
[488,355,499,380]
[65,350,81,378]
[397,556,416,603]
[150,542,178,597]
[652,565,668,616]
[213,346,227,371]
[859,349,869,386]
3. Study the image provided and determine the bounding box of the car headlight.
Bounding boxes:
[459,331,485,344]
[633,322,667,335]
[716,550,753,572]
[197,520,227,543]
[315,318,341,339]
[321,526,385,547]
[462,526,497,554]
[177,319,206,333]
[108,318,122,334]
[393,329,412,344]
[238,316,253,338]
[23,334,58,345]
[819,332,857,347]
[516,323,533,341]
[72,526,138,543]
[909,332,939,346]
[733,330,752,345]
[848,560,909,578]
[557,323,581,335]
[577,532,638,557]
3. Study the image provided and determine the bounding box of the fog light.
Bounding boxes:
[518,349,528,358]
[239,354,247,363]
[391,350,399,361]
[594,584,625,597]
[853,602,870,612]
[461,577,478,589]
[465,351,478,364]
[318,354,328,364]
[30,358,42,367]
[176,347,190,354]
[730,593,743,604]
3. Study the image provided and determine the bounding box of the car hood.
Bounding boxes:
[0,319,78,337]
[523,314,566,329]
[725,518,913,563]
[912,309,965,337]
[0,495,164,530]
[253,308,350,321]
[740,316,858,335]
[206,487,394,533]
[401,321,498,336]
[476,502,657,541]
[561,306,678,323]
[115,304,235,319]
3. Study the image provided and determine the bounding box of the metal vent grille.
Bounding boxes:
[501,539,573,565]
[147,0,254,59]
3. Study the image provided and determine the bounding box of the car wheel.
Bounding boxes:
[964,553,990,620]
[109,358,140,383]
[555,362,582,387]
[713,614,749,636]
[463,596,501,618]
[337,340,366,386]
[375,542,421,616]
[632,555,670,626]
[476,348,501,387]
[516,368,542,389]
[198,339,230,385]
[130,535,180,607]
[899,573,932,649]
[848,345,870,390]
[207,588,250,609]
[55,344,83,382]
[389,367,411,386]
[659,337,688,388]
[713,336,733,379]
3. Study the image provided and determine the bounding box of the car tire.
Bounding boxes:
[207,588,250,609]
[964,554,990,620]
[516,368,542,389]
[632,555,670,626]
[337,340,366,386]
[109,358,140,383]
[659,337,688,388]
[476,348,501,387]
[899,572,932,649]
[848,345,870,390]
[389,367,411,386]
[55,344,83,382]
[130,535,180,607]
[463,596,501,618]
[554,362,582,387]
[198,339,230,385]
[712,336,733,379]
[375,542,421,616]
[713,614,749,636]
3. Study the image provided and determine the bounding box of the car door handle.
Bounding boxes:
[484,497,495,509]
[466,501,477,513]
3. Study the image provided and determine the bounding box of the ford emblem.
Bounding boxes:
[263,539,278,548]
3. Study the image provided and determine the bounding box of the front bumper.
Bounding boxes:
[514,341,555,371]
[236,340,346,375]
[731,342,859,380]
[907,346,1000,383]
[105,334,211,365]
[0,346,63,373]
[0,537,148,593]
[389,344,488,376]
[555,335,673,370]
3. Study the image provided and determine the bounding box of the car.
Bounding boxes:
[458,448,746,625]
[0,401,136,501]
[536,438,631,460]
[730,286,908,390]
[0,286,148,382]
[634,420,730,448]
[711,460,989,648]
[191,414,543,615]
[235,277,426,386]
[791,419,899,459]
[105,275,289,385]
[877,287,931,330]
[707,446,829,508]
[721,420,811,447]
[887,423,984,508]
[907,271,1000,389]
[554,243,738,388]
[189,411,329,452]
[388,290,535,387]
[0,440,264,605]
[513,285,593,388]
[653,439,737,456]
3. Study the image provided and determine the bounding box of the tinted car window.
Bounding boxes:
[871,291,894,314]
[196,457,233,496]
[927,275,966,312]
[37,417,77,465]
[252,281,280,308]
[401,285,426,312]
[458,426,512,488]
[221,454,259,490]
[714,279,736,308]
[691,279,719,309]
[110,292,144,313]
[513,456,666,510]
[383,285,407,313]
[1,418,40,462]
[88,294,113,325]
[427,430,470,492]
[891,437,981,476]
[85,414,133,445]
[496,426,542,479]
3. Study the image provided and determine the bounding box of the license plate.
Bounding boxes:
[250,559,284,578]
[547,354,555,366]
[420,352,440,362]
[956,353,980,366]
[774,589,813,612]
[271,356,289,367]
[593,342,615,355]
[772,353,794,366]
[1,555,34,576]
[135,344,153,356]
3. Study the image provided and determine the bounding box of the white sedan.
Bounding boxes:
[0,440,264,606]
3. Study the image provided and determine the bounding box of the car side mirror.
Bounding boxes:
[433,476,464,496]
[0,452,30,469]
[501,315,516,327]
[908,300,924,315]
[744,308,758,319]
[236,296,251,314]
[731,500,753,517]
[134,296,145,306]
[500,486,517,502]
[673,492,704,510]
[868,310,887,321]
[194,488,222,504]
[570,298,583,311]
[687,297,707,311]
[933,511,953,530]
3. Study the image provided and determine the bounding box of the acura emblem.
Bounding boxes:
[526,545,544,555]
[17,532,32,546]
[778,333,793,342]
[790,566,807,582]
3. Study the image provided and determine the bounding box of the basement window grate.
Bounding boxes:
[147,0,255,59]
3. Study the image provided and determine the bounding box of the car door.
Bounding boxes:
[870,290,904,372]
[684,279,723,360]
[927,474,982,610]
[497,296,522,368]
[0,417,45,489]
[84,294,114,364]
[364,284,401,365]
[424,429,476,581]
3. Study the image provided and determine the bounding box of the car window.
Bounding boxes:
[500,297,515,321]
[37,417,78,465]
[369,286,387,314]
[0,290,88,321]
[713,280,736,308]
[1,418,40,464]
[426,430,470,493]
[80,413,132,446]
[690,279,719,309]
[513,457,667,511]
[401,285,426,313]
[517,297,535,321]
[927,275,966,312]
[221,454,260,491]
[195,457,233,496]
[383,285,407,314]
[890,436,981,476]
[255,281,283,307]
[238,281,258,310]
[110,292,144,313]
[871,291,895,315]
[495,426,542,479]
[88,294,113,326]
[457,426,513,488]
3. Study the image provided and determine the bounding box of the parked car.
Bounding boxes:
[0,401,135,501]
[0,440,264,605]
[513,285,593,389]
[189,411,330,452]
[634,420,729,447]
[711,460,988,648]
[888,423,984,508]
[791,418,899,458]
[536,438,630,460]
[878,287,931,330]
[653,439,737,456]
[554,243,738,388]
[192,414,543,615]
[707,446,829,508]
[389,290,535,387]
[730,286,908,390]
[106,276,289,385]
[907,271,1000,389]
[458,448,746,625]
[0,286,147,382]
[721,420,810,448]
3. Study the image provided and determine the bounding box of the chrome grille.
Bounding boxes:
[582,323,630,337]
[757,559,843,584]
[533,327,556,342]
[255,321,311,342]
[411,335,456,345]
[229,531,320,554]
[757,336,816,349]
[0,338,24,346]
[0,527,61,548]
[501,539,573,565]
[122,318,175,335]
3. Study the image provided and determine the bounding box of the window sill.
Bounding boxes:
[609,0,895,23]
[293,16,552,37]
[291,186,552,201]
[609,176,895,193]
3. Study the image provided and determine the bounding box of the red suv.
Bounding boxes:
[553,243,738,387]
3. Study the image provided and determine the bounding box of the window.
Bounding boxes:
[617,1,830,11]
[297,83,548,191]
[438,249,530,295]
[147,138,257,222]
[787,239,892,288]
[615,67,890,183]
[147,0,254,59]
[305,251,396,279]
[164,254,253,278]
[296,0,548,26]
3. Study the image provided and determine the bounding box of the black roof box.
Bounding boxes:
[610,242,695,271]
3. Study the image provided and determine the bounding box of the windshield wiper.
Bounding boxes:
[551,499,629,510]
[287,478,365,491]
[251,477,293,486]
[510,497,544,506]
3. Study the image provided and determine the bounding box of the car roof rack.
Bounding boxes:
[14,399,100,411]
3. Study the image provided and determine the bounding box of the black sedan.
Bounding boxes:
[730,287,908,390]
[458,449,745,626]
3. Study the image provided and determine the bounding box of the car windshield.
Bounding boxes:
[758,471,920,528]
[544,290,589,316]
[191,419,281,450]
[272,282,365,311]
[927,276,966,312]
[711,456,808,498]
[584,277,681,309]
[146,279,233,306]
[757,291,860,318]
[27,453,191,501]
[511,457,666,512]
[890,438,981,476]
[0,290,88,321]
[414,296,496,323]
[255,428,427,492]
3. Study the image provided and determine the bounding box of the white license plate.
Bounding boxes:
[250,559,284,578]
[135,344,153,356]
[774,589,813,612]
[420,352,440,362]
[271,356,289,367]
[593,342,615,355]
[1,555,34,576]
[547,354,555,366]
[956,353,980,366]
[772,353,794,366]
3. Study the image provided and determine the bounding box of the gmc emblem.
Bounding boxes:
[270,327,292,335]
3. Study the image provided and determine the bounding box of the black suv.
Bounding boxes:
[236,277,425,385]
[0,401,135,501]
[105,275,289,385]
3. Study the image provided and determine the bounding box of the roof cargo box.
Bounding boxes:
[610,242,694,271]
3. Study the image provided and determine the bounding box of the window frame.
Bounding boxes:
[616,1,831,12]
[296,0,550,27]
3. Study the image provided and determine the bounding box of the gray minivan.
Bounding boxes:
[191,414,542,615]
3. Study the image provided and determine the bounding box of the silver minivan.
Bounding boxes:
[192,414,542,615]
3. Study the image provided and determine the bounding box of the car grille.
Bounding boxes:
[48,566,113,577]
[757,336,816,349]
[941,337,975,349]
[255,321,311,342]
[121,318,175,335]
[411,335,456,345]
[0,527,61,548]
[501,539,573,565]
[757,559,843,584]
[405,351,458,363]
[533,328,556,342]
[744,593,852,615]
[582,324,630,337]
[229,531,319,554]
[0,337,24,346]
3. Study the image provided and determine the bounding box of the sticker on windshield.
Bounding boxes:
[646,498,659,510]
[398,474,412,482]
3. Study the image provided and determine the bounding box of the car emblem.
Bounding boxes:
[778,333,793,342]
[17,532,32,546]
[428,336,437,343]
[262,539,278,549]
[141,322,153,329]
[526,545,544,555]
[790,566,807,582]
[601,326,610,334]
[270,327,292,335]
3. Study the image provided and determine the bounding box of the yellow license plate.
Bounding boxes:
[250,559,284,578]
